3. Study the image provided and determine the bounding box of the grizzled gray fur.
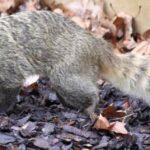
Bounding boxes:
[0,11,149,113]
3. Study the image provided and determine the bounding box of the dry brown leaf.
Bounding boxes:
[67,0,104,20]
[20,121,36,137]
[113,16,126,40]
[117,12,133,41]
[92,0,104,21]
[101,18,116,34]
[44,1,63,11]
[24,74,39,86]
[66,1,82,16]
[41,0,54,8]
[19,75,39,97]
[82,0,105,23]
[93,114,110,130]
[103,31,117,48]
[102,105,126,118]
[97,79,105,85]
[109,121,128,135]
[43,1,74,17]
[65,0,108,38]
[53,8,64,15]
[143,29,150,40]
[0,0,15,13]
[110,2,134,41]
[123,38,139,50]
[81,0,94,17]
[132,41,150,56]
[109,3,137,52]
[71,16,87,29]
[32,137,51,149]
[122,99,130,109]
[25,0,39,11]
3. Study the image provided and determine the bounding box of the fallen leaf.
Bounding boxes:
[109,121,128,134]
[71,16,86,28]
[43,0,74,16]
[41,0,54,10]
[32,137,51,149]
[93,114,110,130]
[143,29,150,40]
[122,99,130,109]
[117,12,133,41]
[0,133,16,144]
[132,41,150,56]
[123,38,138,50]
[42,123,55,135]
[0,116,10,129]
[102,105,126,118]
[17,114,31,126]
[53,8,63,15]
[62,125,97,138]
[0,0,15,13]
[20,121,36,137]
[24,0,39,11]
[92,0,105,21]
[23,74,39,88]
[66,1,82,16]
[93,113,128,135]
[113,16,126,40]
[0,0,25,15]
[19,74,39,97]
[81,0,94,18]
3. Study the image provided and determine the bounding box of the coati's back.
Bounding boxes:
[0,11,77,58]
[0,11,101,72]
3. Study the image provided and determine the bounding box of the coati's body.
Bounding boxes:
[0,11,149,113]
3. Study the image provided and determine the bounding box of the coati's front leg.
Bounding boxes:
[50,73,99,117]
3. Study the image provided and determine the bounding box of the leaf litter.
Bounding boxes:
[0,0,149,149]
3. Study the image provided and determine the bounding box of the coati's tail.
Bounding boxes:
[102,52,150,105]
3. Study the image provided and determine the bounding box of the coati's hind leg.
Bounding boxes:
[51,74,100,116]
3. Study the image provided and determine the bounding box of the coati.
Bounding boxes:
[0,11,149,114]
